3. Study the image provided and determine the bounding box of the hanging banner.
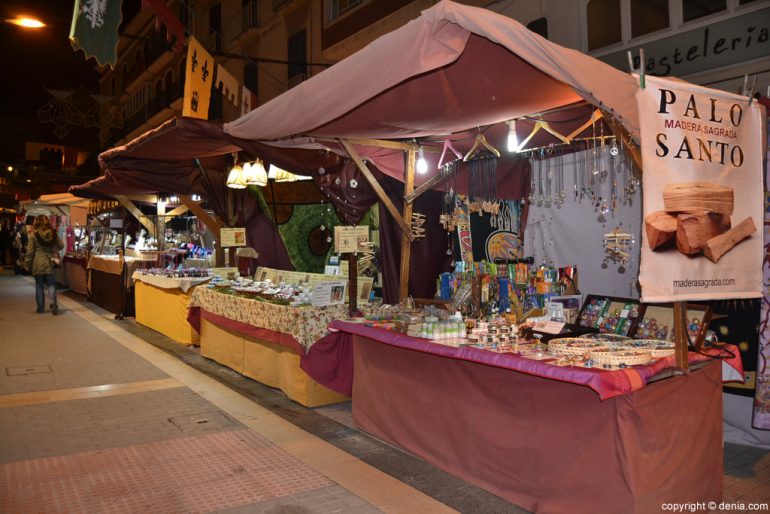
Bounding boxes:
[69,0,123,67]
[241,85,257,116]
[637,75,764,302]
[216,63,239,107]
[182,37,213,119]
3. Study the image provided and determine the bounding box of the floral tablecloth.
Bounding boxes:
[189,287,351,350]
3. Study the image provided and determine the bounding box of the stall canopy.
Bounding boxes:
[224,0,640,143]
[21,193,90,226]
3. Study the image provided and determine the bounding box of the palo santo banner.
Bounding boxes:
[638,76,764,302]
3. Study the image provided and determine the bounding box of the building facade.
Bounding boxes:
[101,0,769,148]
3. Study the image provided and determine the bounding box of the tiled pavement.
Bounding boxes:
[2,268,770,513]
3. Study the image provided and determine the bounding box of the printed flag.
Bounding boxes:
[241,85,257,116]
[216,64,239,107]
[182,37,214,119]
[69,0,123,67]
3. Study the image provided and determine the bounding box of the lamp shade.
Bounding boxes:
[226,164,247,189]
[246,160,268,186]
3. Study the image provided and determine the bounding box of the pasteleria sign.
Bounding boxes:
[637,76,764,302]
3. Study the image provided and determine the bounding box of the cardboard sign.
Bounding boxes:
[311,281,347,307]
[220,227,246,247]
[532,320,566,335]
[334,226,369,253]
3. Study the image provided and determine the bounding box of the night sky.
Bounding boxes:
[0,0,101,117]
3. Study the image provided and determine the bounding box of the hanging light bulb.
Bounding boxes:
[507,119,520,153]
[226,162,247,189]
[416,146,428,174]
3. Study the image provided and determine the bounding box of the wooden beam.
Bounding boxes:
[179,194,226,267]
[673,301,689,371]
[318,137,419,152]
[399,150,416,302]
[405,171,451,205]
[115,195,155,237]
[339,139,412,237]
[178,195,224,233]
[165,204,191,217]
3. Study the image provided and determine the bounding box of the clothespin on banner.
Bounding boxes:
[627,48,646,89]
[742,74,758,105]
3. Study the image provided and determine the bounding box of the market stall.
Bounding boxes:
[187,277,357,407]
[224,1,763,511]
[20,193,91,292]
[133,270,213,345]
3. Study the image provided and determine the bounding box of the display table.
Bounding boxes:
[64,256,88,295]
[87,256,154,316]
[329,321,728,514]
[133,272,211,345]
[188,288,351,407]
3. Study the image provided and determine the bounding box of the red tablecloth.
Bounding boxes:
[321,320,742,400]
[351,332,724,514]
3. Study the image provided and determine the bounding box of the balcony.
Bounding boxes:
[288,73,307,89]
[122,80,184,136]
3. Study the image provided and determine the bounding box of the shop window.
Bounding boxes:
[244,62,259,97]
[631,0,669,38]
[287,29,307,87]
[683,0,725,22]
[527,17,548,39]
[587,0,621,50]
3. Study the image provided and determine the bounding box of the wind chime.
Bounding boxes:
[437,139,463,256]
[410,212,427,240]
[602,227,633,270]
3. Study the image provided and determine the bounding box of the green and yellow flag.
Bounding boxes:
[69,0,123,67]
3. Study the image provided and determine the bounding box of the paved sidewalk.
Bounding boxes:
[3,269,770,513]
[0,272,451,514]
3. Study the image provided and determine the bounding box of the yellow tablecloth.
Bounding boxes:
[135,281,199,345]
[199,317,347,407]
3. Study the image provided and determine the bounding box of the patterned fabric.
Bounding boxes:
[190,287,351,350]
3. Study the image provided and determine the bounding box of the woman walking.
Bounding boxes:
[25,215,63,314]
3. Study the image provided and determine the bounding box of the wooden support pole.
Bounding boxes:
[673,301,689,371]
[348,253,358,316]
[339,139,412,238]
[115,195,156,237]
[157,198,166,251]
[178,194,226,267]
[399,150,416,302]
[405,171,452,205]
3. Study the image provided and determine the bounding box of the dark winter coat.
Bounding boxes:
[25,228,63,276]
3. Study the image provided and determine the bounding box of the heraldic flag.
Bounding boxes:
[183,37,214,119]
[70,0,123,67]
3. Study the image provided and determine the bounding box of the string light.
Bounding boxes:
[416,147,428,174]
[507,119,520,153]
[7,16,45,28]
